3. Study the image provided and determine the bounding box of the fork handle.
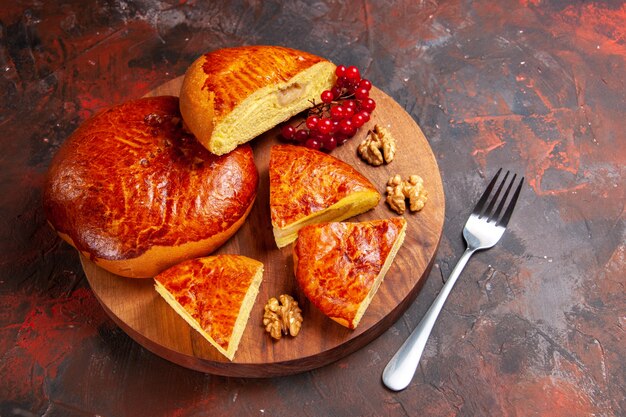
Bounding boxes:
[382,247,475,391]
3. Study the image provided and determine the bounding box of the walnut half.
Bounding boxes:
[386,174,428,214]
[357,124,396,166]
[263,294,303,340]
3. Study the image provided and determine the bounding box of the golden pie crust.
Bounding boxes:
[154,255,264,360]
[269,144,381,247]
[293,217,407,329]
[43,96,258,278]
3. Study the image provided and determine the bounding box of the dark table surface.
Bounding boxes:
[1,1,624,416]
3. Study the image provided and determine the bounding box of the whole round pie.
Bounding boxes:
[44,96,258,278]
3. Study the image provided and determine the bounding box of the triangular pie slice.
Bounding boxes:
[270,144,381,248]
[154,255,264,360]
[293,217,407,329]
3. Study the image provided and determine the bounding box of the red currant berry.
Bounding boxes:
[330,105,344,120]
[318,118,333,135]
[331,119,340,133]
[345,66,361,82]
[339,119,356,136]
[304,138,322,150]
[344,99,356,110]
[306,116,320,131]
[336,134,350,146]
[294,129,309,143]
[351,113,366,128]
[321,90,334,103]
[358,79,372,91]
[335,65,347,78]
[336,76,349,88]
[323,136,337,151]
[316,132,330,142]
[308,130,322,140]
[329,87,341,99]
[360,98,376,112]
[355,87,369,100]
[280,125,295,140]
[360,111,371,122]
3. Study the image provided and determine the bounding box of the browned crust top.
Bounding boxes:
[44,96,258,262]
[154,255,263,349]
[269,144,379,228]
[294,218,406,329]
[193,45,328,119]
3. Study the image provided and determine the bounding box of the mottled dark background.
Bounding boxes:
[1,1,624,416]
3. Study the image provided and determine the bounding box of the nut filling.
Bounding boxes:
[263,294,303,340]
[276,82,305,106]
[357,124,396,166]
[386,174,428,214]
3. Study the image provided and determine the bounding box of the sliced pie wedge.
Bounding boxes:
[154,255,264,361]
[269,144,381,248]
[293,217,407,329]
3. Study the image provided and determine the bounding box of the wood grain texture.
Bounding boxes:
[82,77,445,377]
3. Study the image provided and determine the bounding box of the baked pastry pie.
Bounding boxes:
[44,96,258,278]
[293,217,407,329]
[154,255,264,361]
[269,144,381,248]
[180,45,336,155]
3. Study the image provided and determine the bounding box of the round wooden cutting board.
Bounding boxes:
[82,77,445,377]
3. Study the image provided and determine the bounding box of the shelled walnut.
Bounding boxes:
[357,124,396,166]
[386,174,428,214]
[263,294,303,340]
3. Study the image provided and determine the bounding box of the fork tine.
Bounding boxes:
[484,171,510,221]
[473,168,502,215]
[492,173,517,222]
[497,176,524,227]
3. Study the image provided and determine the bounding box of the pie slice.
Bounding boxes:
[154,255,264,360]
[269,144,381,248]
[293,217,407,329]
[180,46,336,155]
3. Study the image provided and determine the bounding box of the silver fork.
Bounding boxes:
[382,168,524,391]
